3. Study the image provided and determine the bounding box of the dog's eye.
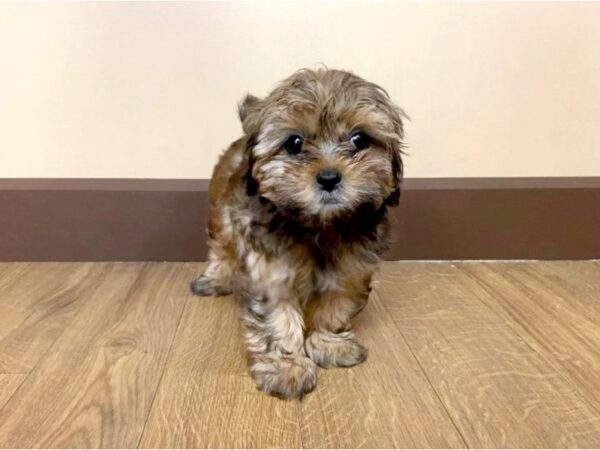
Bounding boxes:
[283,135,304,155]
[350,132,371,151]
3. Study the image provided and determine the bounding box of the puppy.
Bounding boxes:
[191,68,405,399]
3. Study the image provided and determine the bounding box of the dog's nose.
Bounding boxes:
[316,169,342,192]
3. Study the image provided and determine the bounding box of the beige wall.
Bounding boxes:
[1,1,599,179]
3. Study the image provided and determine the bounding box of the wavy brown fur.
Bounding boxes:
[191,68,405,399]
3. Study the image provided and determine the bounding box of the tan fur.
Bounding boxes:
[191,68,405,399]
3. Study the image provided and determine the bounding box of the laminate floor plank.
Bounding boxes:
[0,263,106,373]
[377,262,600,448]
[458,261,600,413]
[0,374,26,411]
[0,263,190,448]
[139,264,304,449]
[297,288,466,448]
[0,261,599,448]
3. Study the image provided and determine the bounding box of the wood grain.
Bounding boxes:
[0,263,106,373]
[297,289,466,448]
[377,263,600,448]
[139,271,465,448]
[139,264,304,448]
[0,263,189,448]
[0,263,29,288]
[0,305,26,343]
[0,374,26,411]
[458,261,600,413]
[1,261,600,448]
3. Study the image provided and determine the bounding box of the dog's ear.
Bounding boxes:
[385,108,406,207]
[244,136,259,196]
[385,149,403,206]
[239,94,264,196]
[238,94,262,136]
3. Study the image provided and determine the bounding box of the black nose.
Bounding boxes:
[316,169,342,192]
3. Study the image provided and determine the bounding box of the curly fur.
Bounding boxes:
[191,68,405,399]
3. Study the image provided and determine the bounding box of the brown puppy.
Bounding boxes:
[191,68,405,399]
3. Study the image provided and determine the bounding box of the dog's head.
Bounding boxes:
[241,69,405,225]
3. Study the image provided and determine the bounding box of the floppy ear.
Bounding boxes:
[385,149,403,206]
[238,94,262,136]
[238,94,263,196]
[244,136,259,196]
[384,109,406,207]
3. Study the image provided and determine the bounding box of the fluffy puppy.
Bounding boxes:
[191,68,405,399]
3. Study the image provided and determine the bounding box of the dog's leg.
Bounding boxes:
[305,280,371,368]
[190,245,233,296]
[241,289,317,399]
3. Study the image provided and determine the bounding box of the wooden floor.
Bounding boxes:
[0,262,599,448]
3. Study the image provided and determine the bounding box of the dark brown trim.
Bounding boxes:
[1,178,599,261]
[401,177,600,190]
[0,178,210,191]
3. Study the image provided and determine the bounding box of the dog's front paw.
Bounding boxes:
[190,275,216,296]
[250,354,317,399]
[305,331,367,368]
[190,275,231,297]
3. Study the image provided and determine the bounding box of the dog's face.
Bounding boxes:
[241,69,405,225]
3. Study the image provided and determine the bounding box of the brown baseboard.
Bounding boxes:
[1,178,599,261]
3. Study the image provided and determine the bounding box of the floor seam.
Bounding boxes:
[135,272,191,449]
[296,400,307,449]
[0,263,125,423]
[376,286,470,449]
[457,263,600,418]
